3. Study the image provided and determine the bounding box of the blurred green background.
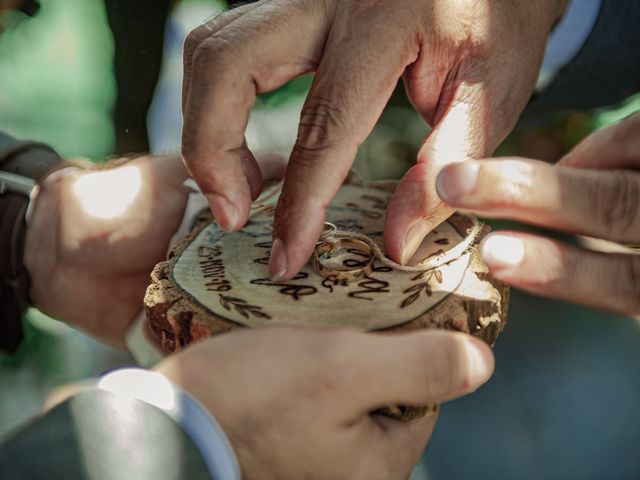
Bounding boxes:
[1,1,640,479]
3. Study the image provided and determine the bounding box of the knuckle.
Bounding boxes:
[191,35,238,73]
[184,26,209,57]
[184,8,235,48]
[191,42,215,72]
[594,171,640,241]
[483,160,533,210]
[295,99,349,152]
[491,183,522,211]
[184,5,250,60]
[205,8,235,28]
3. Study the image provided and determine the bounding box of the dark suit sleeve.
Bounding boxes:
[0,390,213,480]
[521,0,640,126]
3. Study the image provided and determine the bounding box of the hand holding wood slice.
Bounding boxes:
[144,178,509,420]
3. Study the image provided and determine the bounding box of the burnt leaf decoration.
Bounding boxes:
[401,269,444,309]
[219,294,272,320]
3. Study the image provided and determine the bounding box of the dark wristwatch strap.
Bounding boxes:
[0,133,62,353]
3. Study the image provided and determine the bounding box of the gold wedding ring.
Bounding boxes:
[313,236,375,283]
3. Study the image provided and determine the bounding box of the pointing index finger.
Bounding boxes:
[269,12,420,280]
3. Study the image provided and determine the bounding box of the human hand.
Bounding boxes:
[156,327,494,480]
[23,155,190,347]
[435,113,640,316]
[24,153,288,348]
[181,0,568,280]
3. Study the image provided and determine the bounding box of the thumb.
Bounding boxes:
[384,84,493,264]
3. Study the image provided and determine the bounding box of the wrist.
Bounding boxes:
[22,168,70,306]
[0,134,63,352]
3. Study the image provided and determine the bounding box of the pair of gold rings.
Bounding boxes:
[313,236,375,284]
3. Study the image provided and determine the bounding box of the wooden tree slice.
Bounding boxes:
[144,180,509,420]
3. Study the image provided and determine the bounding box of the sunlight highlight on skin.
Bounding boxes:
[72,166,142,219]
[98,370,177,411]
[497,160,535,188]
[429,100,474,165]
[491,159,544,204]
[481,234,525,269]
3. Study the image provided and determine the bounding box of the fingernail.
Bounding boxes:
[436,161,479,204]
[269,238,288,281]
[480,234,525,278]
[400,221,429,265]
[207,194,238,232]
[465,338,494,389]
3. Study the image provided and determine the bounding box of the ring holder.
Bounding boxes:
[145,176,509,421]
